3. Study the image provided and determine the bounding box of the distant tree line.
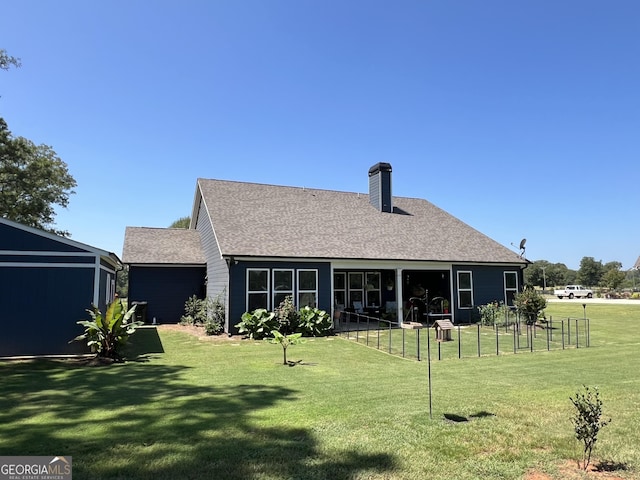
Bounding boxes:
[524,257,637,291]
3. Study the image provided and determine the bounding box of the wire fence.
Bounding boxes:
[335,312,590,361]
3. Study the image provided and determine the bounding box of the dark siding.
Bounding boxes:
[0,223,88,253]
[452,265,523,321]
[228,261,331,334]
[0,255,95,264]
[0,267,94,356]
[98,268,112,312]
[128,266,206,324]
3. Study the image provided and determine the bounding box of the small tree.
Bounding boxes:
[514,286,547,325]
[270,330,304,365]
[570,385,611,470]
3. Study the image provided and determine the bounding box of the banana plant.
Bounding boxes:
[72,300,142,360]
[270,330,304,365]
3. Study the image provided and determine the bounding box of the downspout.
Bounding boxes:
[396,268,403,325]
[93,256,101,307]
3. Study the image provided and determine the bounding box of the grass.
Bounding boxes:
[1,302,639,479]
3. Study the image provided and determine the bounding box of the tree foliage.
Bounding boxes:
[514,286,547,325]
[570,385,610,470]
[524,260,573,289]
[0,48,21,71]
[0,118,77,236]
[577,257,603,287]
[600,268,626,290]
[169,216,190,228]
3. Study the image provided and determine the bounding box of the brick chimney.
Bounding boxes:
[368,163,393,213]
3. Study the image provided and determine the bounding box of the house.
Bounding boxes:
[123,227,206,324]
[122,163,529,333]
[0,217,120,356]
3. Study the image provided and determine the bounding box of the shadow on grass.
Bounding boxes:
[595,460,629,472]
[444,411,495,423]
[123,326,165,362]
[0,350,396,479]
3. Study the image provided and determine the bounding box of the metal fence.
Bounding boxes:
[335,312,590,361]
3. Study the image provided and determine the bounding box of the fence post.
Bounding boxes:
[546,319,550,351]
[576,318,579,349]
[562,320,565,350]
[587,318,590,347]
[458,323,462,359]
[529,324,533,352]
[417,328,421,361]
[495,323,499,356]
[427,324,433,419]
[346,312,350,339]
[366,316,370,346]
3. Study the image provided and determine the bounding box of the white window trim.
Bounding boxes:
[297,269,318,308]
[272,269,294,308]
[246,268,270,312]
[504,271,519,306]
[457,270,474,309]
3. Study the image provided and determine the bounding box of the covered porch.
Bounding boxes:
[332,265,454,327]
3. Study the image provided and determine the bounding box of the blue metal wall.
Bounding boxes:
[128,266,206,324]
[0,266,94,356]
[0,223,87,252]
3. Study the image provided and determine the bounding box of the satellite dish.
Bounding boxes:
[518,238,526,258]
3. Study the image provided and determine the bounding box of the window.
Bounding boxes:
[365,272,381,307]
[457,271,474,308]
[348,273,364,309]
[504,271,518,306]
[245,268,319,312]
[247,269,269,311]
[333,272,346,309]
[298,269,318,308]
[273,269,293,308]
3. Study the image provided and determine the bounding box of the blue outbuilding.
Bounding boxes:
[0,217,121,356]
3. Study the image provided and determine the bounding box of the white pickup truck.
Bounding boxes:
[554,285,593,299]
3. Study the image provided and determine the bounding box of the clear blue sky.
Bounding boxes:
[2,1,638,270]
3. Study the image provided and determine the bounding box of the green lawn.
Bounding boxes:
[1,302,640,479]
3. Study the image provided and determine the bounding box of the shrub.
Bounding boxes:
[570,385,611,470]
[478,301,503,326]
[204,318,223,335]
[275,295,298,334]
[180,295,207,325]
[236,309,278,339]
[297,306,333,336]
[180,291,226,335]
[515,286,547,325]
[72,300,143,360]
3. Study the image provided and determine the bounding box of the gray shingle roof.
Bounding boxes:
[122,227,205,264]
[197,179,526,264]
